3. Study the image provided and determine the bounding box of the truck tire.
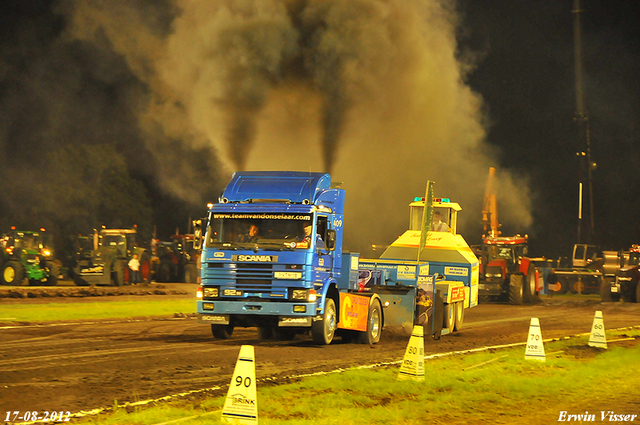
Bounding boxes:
[523,264,537,303]
[509,274,524,305]
[357,299,382,345]
[443,303,456,331]
[312,298,337,345]
[453,302,464,331]
[184,263,198,283]
[432,290,444,340]
[2,261,25,285]
[211,324,234,339]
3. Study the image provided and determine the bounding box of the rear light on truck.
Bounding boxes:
[196,286,203,298]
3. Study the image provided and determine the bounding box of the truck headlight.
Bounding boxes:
[204,287,219,298]
[292,289,309,300]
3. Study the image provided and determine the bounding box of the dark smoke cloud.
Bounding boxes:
[0,0,532,255]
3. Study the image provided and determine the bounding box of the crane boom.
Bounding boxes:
[482,167,500,238]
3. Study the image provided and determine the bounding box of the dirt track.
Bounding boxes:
[2,286,640,418]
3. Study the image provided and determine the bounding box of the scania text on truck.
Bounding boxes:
[195,172,478,344]
[196,171,380,344]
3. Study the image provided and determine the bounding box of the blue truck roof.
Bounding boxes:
[221,171,331,204]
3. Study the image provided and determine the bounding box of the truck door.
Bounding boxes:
[314,216,333,283]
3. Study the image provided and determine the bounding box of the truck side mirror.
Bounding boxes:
[326,230,337,251]
[193,220,203,250]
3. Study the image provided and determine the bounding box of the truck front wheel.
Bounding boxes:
[211,324,234,339]
[358,299,382,345]
[312,298,336,345]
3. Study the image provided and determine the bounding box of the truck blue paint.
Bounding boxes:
[196,172,478,344]
[196,171,382,344]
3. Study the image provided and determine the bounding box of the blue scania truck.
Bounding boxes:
[196,171,478,344]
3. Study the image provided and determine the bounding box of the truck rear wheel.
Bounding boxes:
[443,303,456,330]
[509,274,524,305]
[357,299,382,345]
[453,302,464,331]
[211,324,234,339]
[312,298,336,345]
[2,261,25,285]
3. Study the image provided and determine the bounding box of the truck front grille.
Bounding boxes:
[202,262,305,296]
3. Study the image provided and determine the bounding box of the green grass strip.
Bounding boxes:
[73,330,640,425]
[0,299,196,322]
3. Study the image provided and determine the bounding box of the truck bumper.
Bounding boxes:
[197,300,317,326]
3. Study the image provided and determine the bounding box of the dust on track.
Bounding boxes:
[2,287,640,416]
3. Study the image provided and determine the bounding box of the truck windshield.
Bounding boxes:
[205,213,313,249]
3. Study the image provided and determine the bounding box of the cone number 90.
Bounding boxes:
[235,375,251,387]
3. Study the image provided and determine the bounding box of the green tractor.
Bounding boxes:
[1,228,60,286]
[74,228,152,286]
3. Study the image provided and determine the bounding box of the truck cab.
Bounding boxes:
[359,196,479,337]
[196,172,377,345]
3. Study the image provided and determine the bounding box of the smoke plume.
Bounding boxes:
[60,0,532,252]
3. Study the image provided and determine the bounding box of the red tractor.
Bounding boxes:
[477,235,539,304]
[477,168,539,304]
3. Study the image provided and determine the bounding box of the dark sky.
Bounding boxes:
[0,0,638,259]
[459,0,640,257]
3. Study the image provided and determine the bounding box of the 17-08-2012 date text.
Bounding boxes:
[4,411,71,422]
